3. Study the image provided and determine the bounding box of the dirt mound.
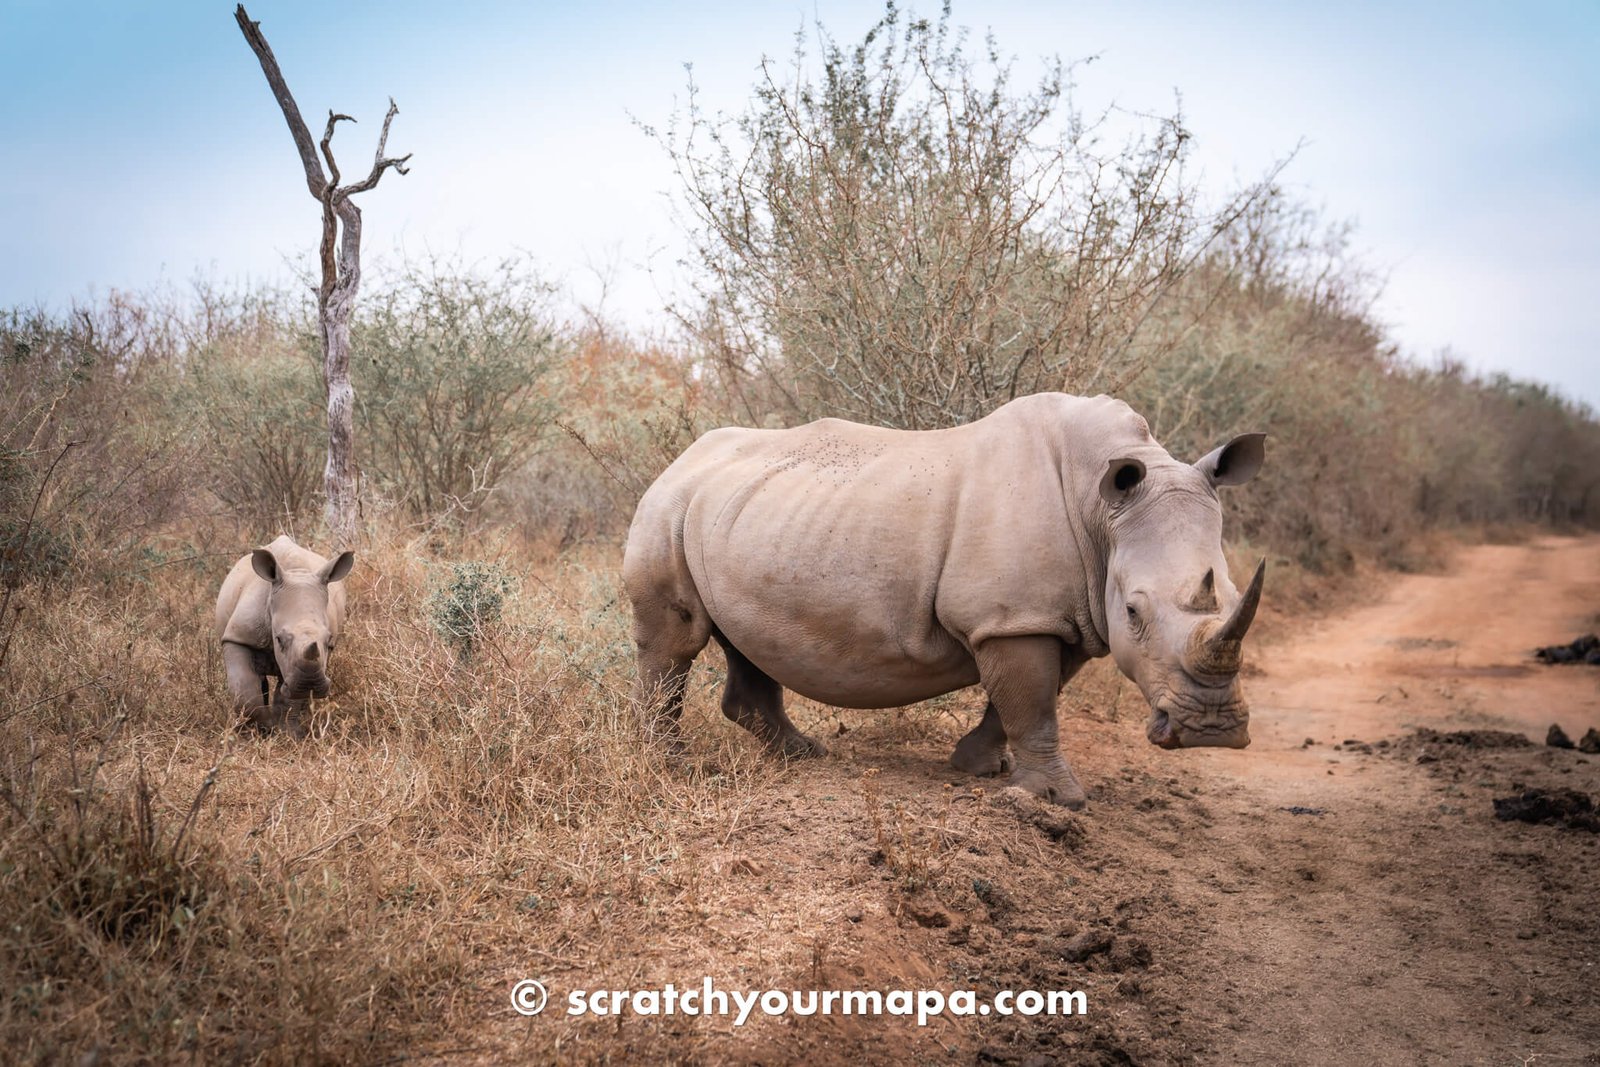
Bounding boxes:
[1392,727,1533,763]
[1492,788,1600,833]
[1411,727,1533,748]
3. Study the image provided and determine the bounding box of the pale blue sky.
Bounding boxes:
[2,1,1596,406]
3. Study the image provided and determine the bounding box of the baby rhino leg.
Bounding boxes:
[222,642,304,738]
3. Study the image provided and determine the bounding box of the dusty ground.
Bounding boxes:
[469,536,1600,1065]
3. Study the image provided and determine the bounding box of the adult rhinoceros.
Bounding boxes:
[622,393,1265,808]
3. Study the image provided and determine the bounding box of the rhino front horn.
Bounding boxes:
[1214,559,1266,644]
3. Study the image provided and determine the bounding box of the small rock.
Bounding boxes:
[1061,928,1115,963]
[1579,728,1600,755]
[1546,724,1575,749]
[844,907,864,923]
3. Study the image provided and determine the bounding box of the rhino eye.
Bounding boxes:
[1126,604,1140,625]
[276,633,290,650]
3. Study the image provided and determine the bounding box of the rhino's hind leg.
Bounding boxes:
[976,635,1086,809]
[950,701,1013,777]
[713,632,826,760]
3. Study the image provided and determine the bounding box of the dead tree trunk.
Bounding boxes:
[234,5,410,548]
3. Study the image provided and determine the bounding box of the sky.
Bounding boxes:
[2,1,1596,407]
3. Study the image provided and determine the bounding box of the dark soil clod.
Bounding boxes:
[1492,788,1600,833]
[1060,928,1115,963]
[1546,724,1575,749]
[1534,633,1600,665]
[1579,728,1600,755]
[1280,806,1328,816]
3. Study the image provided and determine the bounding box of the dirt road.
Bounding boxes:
[507,537,1600,1064]
[1159,535,1600,1065]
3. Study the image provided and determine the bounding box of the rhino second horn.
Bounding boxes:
[1187,568,1219,613]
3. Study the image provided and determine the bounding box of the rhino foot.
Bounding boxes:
[242,704,308,740]
[772,731,828,760]
[950,738,1013,777]
[1006,762,1087,810]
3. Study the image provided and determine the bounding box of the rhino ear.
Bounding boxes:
[320,551,355,585]
[250,548,281,585]
[1196,433,1266,488]
[1098,457,1147,506]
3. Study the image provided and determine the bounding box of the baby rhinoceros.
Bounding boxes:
[215,535,355,736]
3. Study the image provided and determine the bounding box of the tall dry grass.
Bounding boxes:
[0,521,806,1063]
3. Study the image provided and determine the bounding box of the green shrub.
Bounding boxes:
[355,259,564,521]
[426,559,519,659]
[181,341,324,527]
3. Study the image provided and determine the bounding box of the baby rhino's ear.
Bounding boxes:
[320,551,355,585]
[1195,433,1266,488]
[251,548,280,584]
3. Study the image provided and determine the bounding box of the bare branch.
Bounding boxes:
[234,5,328,199]
[338,97,411,197]
[320,110,356,189]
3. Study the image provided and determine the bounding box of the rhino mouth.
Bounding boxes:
[1147,709,1182,749]
[282,675,331,700]
[1147,704,1249,750]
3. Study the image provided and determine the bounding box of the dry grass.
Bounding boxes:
[0,525,816,1063]
[0,498,1175,1063]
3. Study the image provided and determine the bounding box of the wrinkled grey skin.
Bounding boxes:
[214,535,354,737]
[623,393,1266,809]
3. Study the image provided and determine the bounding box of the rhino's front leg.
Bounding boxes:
[222,641,273,729]
[222,642,306,738]
[268,687,311,740]
[974,635,1086,809]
